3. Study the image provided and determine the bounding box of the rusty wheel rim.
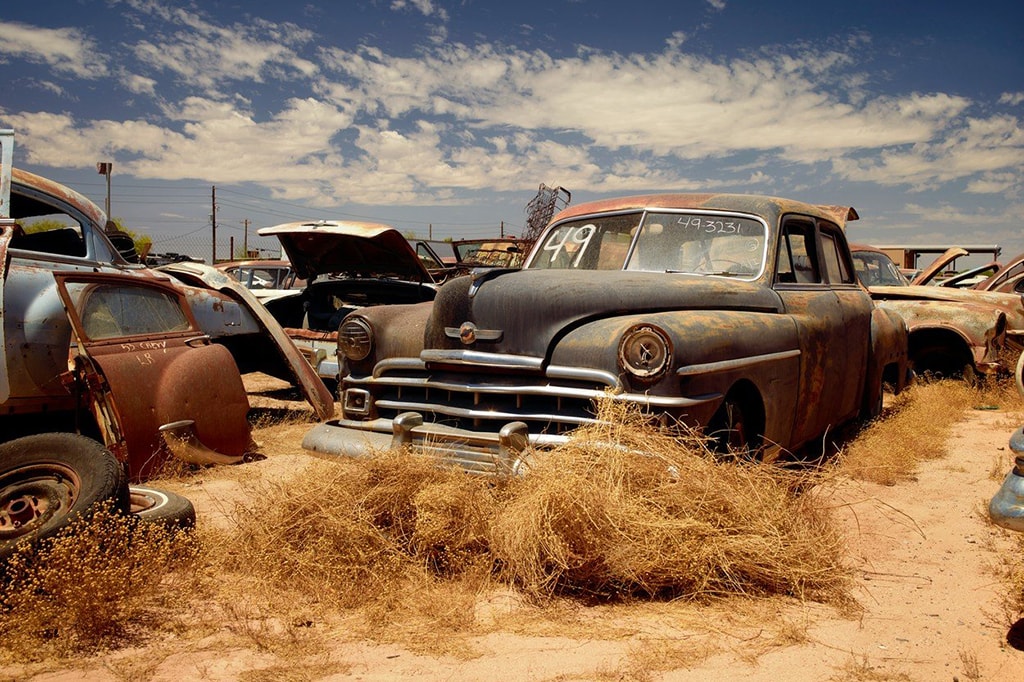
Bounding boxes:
[0,463,81,542]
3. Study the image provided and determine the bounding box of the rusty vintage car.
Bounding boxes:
[1,132,331,484]
[850,244,1024,378]
[302,193,910,471]
[974,252,1024,295]
[215,259,305,298]
[257,221,442,384]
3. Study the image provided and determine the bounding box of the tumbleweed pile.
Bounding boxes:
[217,400,850,608]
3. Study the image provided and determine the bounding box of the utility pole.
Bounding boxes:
[429,223,432,239]
[500,220,504,237]
[243,218,249,258]
[95,162,113,229]
[211,185,217,264]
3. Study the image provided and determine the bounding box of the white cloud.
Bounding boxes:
[832,114,1024,191]
[0,21,108,78]
[4,6,1022,219]
[124,2,318,96]
[390,0,449,22]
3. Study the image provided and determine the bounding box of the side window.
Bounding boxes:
[10,192,88,258]
[73,283,192,340]
[415,243,445,271]
[820,227,855,284]
[775,221,820,284]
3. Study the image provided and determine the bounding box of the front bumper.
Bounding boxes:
[302,412,564,475]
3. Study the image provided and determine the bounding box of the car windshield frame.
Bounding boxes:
[852,250,911,287]
[526,209,768,280]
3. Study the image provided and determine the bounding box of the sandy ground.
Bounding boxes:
[5,379,1024,682]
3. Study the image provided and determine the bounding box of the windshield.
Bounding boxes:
[528,211,766,278]
[851,250,909,286]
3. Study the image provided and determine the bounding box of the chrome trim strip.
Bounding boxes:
[675,349,800,377]
[372,389,716,417]
[373,357,427,378]
[420,349,544,369]
[546,364,622,388]
[374,399,597,426]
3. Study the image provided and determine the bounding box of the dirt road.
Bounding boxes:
[4,391,1024,681]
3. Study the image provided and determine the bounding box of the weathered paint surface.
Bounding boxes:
[53,271,252,481]
[159,261,335,420]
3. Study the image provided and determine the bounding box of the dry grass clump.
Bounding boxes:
[217,399,850,616]
[0,504,199,662]
[489,401,849,603]
[838,378,1020,485]
[994,532,1024,622]
[216,450,496,611]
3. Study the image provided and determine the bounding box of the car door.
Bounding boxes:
[818,223,871,421]
[773,217,860,447]
[53,272,252,481]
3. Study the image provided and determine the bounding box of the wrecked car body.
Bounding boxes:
[2,130,329,483]
[974,251,1024,295]
[257,221,440,384]
[850,244,1023,378]
[215,259,305,299]
[303,193,910,472]
[52,271,253,480]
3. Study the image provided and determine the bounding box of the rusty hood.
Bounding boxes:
[869,284,1024,332]
[911,247,969,286]
[424,269,783,359]
[258,220,432,283]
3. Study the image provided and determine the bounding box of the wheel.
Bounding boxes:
[128,486,196,530]
[911,342,972,380]
[707,397,758,455]
[0,434,129,560]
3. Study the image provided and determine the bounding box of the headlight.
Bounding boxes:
[338,316,373,361]
[617,324,671,380]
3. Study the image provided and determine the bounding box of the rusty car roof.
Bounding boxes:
[548,193,859,229]
[11,167,107,228]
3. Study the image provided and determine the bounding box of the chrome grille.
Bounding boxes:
[344,362,617,436]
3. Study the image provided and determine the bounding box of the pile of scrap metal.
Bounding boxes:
[0,129,332,556]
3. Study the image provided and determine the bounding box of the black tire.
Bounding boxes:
[128,485,196,530]
[0,433,129,560]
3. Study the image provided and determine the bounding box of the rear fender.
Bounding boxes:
[867,307,910,414]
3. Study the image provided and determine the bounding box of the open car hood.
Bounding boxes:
[911,247,968,286]
[258,221,432,282]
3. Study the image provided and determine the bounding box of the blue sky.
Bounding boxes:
[1,0,1022,264]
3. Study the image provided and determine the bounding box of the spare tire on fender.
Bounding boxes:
[0,433,129,560]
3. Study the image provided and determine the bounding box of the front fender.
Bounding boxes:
[549,310,801,441]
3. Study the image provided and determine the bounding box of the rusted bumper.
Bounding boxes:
[302,413,558,475]
[989,426,1024,532]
